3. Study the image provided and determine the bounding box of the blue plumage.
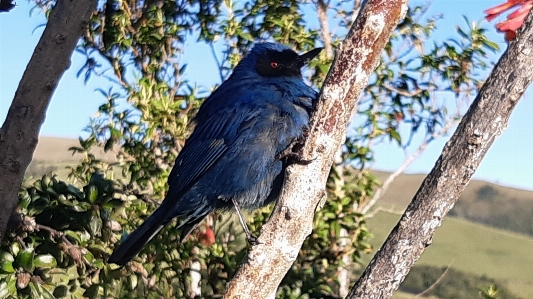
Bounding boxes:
[108,42,322,265]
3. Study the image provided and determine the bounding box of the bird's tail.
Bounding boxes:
[108,207,168,266]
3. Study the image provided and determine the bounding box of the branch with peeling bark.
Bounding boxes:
[223,1,408,297]
[0,0,97,240]
[347,9,533,299]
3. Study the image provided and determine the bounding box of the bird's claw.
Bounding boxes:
[246,234,262,246]
[292,154,316,165]
[276,147,316,165]
[278,151,315,165]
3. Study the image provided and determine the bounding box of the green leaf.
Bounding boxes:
[89,215,103,236]
[64,230,82,243]
[150,33,163,40]
[389,129,402,145]
[10,242,21,256]
[0,259,15,273]
[128,274,138,289]
[483,40,500,51]
[88,244,107,254]
[83,250,95,263]
[15,248,35,272]
[19,192,32,210]
[29,281,55,299]
[92,259,105,269]
[123,38,133,47]
[0,251,14,263]
[67,185,84,198]
[68,146,85,153]
[53,285,69,298]
[0,275,16,297]
[88,185,98,203]
[0,281,7,298]
[48,268,70,285]
[104,199,124,208]
[34,254,57,269]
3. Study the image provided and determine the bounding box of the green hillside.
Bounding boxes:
[371,170,533,237]
[452,184,533,236]
[362,212,533,298]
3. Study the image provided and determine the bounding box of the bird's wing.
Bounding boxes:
[109,100,260,264]
[165,98,259,201]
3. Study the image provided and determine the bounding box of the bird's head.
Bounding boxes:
[238,43,323,78]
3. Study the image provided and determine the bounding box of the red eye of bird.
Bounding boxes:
[270,61,279,69]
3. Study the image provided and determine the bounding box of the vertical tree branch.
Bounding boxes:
[316,0,352,295]
[0,0,97,239]
[224,1,408,298]
[316,0,334,59]
[348,10,533,299]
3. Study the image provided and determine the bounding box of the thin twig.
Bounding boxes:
[35,223,74,247]
[366,206,403,218]
[361,117,456,215]
[414,262,454,297]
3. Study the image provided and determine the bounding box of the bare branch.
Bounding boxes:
[414,262,453,297]
[16,214,88,266]
[223,1,408,297]
[382,83,425,97]
[210,43,226,82]
[347,9,533,299]
[0,0,97,240]
[316,0,334,59]
[366,207,403,218]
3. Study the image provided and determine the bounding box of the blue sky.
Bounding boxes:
[1,0,532,191]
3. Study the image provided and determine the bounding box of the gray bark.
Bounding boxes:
[347,10,533,299]
[0,0,97,239]
[223,0,408,298]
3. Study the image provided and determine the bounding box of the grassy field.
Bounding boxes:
[362,212,533,298]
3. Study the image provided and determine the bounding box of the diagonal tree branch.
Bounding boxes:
[0,0,97,240]
[347,9,533,299]
[224,0,408,297]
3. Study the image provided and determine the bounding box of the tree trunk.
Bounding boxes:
[347,10,533,299]
[0,0,96,239]
[223,1,408,298]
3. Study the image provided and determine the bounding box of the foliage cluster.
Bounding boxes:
[1,0,499,298]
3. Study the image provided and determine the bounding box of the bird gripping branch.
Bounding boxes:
[108,43,323,266]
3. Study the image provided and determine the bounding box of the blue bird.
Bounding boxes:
[108,43,323,265]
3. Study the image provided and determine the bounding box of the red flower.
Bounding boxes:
[197,226,216,246]
[484,0,533,40]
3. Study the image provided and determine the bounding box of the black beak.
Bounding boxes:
[298,47,323,68]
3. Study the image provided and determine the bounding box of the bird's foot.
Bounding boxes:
[276,133,315,165]
[232,198,263,246]
[246,233,262,246]
[277,151,315,165]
